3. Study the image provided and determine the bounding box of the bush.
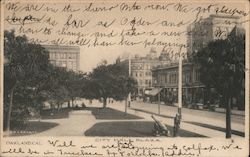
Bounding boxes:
[4,105,30,130]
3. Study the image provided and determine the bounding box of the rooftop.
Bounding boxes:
[152,60,192,71]
[42,45,80,51]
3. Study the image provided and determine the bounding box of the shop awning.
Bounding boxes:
[147,88,162,96]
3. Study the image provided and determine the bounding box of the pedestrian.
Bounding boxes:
[173,114,180,137]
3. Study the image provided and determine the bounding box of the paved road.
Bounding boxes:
[130,101,245,124]
[108,100,245,137]
[25,100,244,137]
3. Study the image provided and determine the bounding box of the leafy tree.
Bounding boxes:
[87,61,137,108]
[66,71,86,107]
[195,26,245,138]
[4,30,88,132]
[43,66,70,109]
[4,30,50,132]
[40,65,87,109]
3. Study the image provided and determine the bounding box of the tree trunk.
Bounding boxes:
[71,98,74,107]
[51,103,55,109]
[103,98,107,108]
[226,77,233,138]
[125,98,127,113]
[226,96,232,138]
[6,85,15,133]
[68,101,71,108]
[206,87,210,108]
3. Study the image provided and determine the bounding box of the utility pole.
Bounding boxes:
[128,53,131,107]
[158,91,161,115]
[178,48,182,118]
[125,53,131,113]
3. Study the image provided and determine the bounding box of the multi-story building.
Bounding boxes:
[151,14,244,107]
[122,48,171,96]
[187,14,240,59]
[43,45,80,71]
[151,61,205,105]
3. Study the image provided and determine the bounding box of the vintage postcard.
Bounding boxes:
[0,0,249,156]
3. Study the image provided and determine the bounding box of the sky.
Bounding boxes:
[3,1,249,72]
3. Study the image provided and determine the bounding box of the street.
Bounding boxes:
[128,101,245,124]
[109,100,245,138]
[7,100,242,138]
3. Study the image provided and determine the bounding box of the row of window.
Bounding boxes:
[137,79,152,86]
[132,71,152,77]
[50,60,77,70]
[156,70,200,85]
[132,64,157,70]
[158,73,178,84]
[49,52,78,60]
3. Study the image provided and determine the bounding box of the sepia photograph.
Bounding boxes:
[0,0,249,156]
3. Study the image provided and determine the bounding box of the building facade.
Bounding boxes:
[187,14,240,59]
[43,45,80,71]
[151,14,245,109]
[151,61,205,105]
[122,48,171,96]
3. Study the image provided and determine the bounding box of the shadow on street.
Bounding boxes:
[184,121,245,137]
[131,107,174,119]
[84,121,207,137]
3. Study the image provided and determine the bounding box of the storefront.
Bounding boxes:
[144,88,162,102]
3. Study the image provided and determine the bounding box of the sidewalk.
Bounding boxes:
[215,108,245,116]
[32,110,96,136]
[137,100,245,116]
[25,101,152,137]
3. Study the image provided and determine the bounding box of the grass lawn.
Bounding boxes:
[84,121,206,137]
[86,107,143,120]
[7,121,58,136]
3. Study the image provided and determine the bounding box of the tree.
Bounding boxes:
[4,30,50,132]
[44,66,71,109]
[4,30,89,133]
[65,71,86,108]
[87,61,137,108]
[195,26,245,138]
